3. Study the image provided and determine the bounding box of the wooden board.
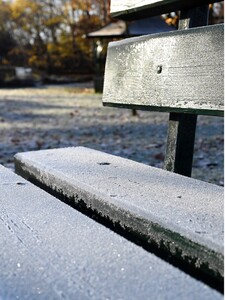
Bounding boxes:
[103,24,224,116]
[110,0,222,20]
[14,147,224,291]
[2,164,223,298]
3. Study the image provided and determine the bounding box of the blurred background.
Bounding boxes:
[0,0,223,89]
[0,1,224,186]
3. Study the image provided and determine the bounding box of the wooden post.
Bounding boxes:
[164,5,209,177]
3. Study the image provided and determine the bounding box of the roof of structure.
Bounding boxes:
[87,16,175,38]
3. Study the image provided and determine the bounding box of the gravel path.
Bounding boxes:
[0,85,223,186]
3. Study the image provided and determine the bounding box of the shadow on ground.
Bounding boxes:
[0,87,223,185]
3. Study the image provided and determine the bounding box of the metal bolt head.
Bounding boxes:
[157,65,162,74]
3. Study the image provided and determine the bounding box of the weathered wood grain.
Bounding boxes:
[110,0,222,20]
[103,24,224,116]
[14,147,224,291]
[163,5,208,177]
[2,164,223,298]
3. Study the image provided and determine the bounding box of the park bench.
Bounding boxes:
[103,0,224,177]
[1,0,224,298]
[0,165,223,299]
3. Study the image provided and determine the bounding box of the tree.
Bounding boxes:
[55,0,103,72]
[6,0,107,73]
[164,3,224,28]
[0,0,16,64]
[9,0,62,70]
[0,0,112,73]
[1,0,224,73]
[209,2,224,24]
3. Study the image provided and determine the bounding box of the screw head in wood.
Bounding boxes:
[157,65,162,74]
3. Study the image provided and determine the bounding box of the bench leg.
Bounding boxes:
[164,5,209,177]
[164,113,197,176]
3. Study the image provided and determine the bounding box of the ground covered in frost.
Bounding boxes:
[0,84,223,186]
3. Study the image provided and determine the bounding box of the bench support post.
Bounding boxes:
[164,5,209,177]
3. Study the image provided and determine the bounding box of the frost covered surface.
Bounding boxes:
[0,165,223,299]
[0,85,223,185]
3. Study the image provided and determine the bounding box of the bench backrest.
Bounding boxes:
[103,1,224,117]
[103,24,224,116]
[110,0,221,19]
[103,0,224,177]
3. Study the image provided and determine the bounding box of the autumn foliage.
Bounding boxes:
[0,1,223,75]
[0,0,110,74]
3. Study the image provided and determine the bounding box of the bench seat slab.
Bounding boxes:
[1,165,223,299]
[14,147,224,286]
